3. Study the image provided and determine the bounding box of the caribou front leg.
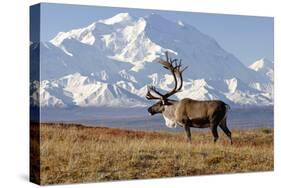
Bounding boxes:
[210,123,219,143]
[184,124,192,143]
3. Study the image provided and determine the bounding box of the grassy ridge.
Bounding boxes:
[31,123,273,185]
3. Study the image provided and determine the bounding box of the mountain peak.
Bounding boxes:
[100,12,132,25]
[258,58,272,65]
[145,13,170,24]
[50,12,135,46]
[249,58,273,71]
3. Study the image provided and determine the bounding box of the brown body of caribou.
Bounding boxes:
[146,52,233,144]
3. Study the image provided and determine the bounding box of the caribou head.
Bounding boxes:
[147,51,187,116]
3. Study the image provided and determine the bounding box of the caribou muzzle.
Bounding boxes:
[147,106,155,115]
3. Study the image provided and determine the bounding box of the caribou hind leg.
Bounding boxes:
[219,119,233,144]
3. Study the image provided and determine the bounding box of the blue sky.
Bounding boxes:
[39,3,273,66]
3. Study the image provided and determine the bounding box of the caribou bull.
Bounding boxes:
[146,52,232,144]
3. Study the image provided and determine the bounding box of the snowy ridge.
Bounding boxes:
[30,13,274,108]
[31,73,147,108]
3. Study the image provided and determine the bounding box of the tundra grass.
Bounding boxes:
[30,123,273,185]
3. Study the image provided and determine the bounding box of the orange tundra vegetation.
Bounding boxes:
[30,123,273,185]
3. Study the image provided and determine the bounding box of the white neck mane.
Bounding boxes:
[162,105,177,128]
[162,114,177,128]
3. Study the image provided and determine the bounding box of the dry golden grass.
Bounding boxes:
[30,123,273,185]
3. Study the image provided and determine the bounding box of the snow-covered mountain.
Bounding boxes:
[249,58,273,81]
[30,13,274,108]
[247,58,274,101]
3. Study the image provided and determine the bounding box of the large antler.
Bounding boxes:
[173,59,188,92]
[146,86,163,100]
[146,51,188,101]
